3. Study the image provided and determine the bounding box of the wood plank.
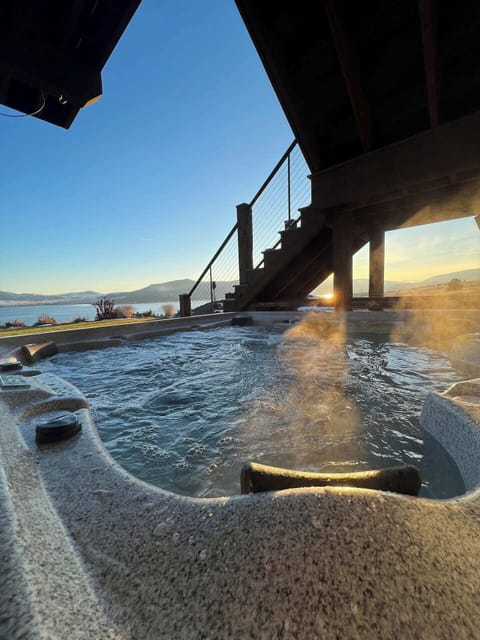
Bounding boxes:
[311,111,480,208]
[419,0,440,127]
[324,0,373,151]
[352,179,480,231]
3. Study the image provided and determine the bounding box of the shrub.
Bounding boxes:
[135,309,154,318]
[93,298,116,321]
[161,304,175,318]
[115,305,135,319]
[4,319,26,328]
[71,317,88,324]
[447,278,463,291]
[34,315,57,326]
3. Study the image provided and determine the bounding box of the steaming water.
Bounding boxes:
[38,325,465,499]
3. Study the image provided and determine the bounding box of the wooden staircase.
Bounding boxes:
[223,200,373,312]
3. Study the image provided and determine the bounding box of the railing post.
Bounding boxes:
[287,150,291,223]
[236,203,253,285]
[179,293,191,317]
[209,267,214,312]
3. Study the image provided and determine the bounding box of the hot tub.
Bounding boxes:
[1,310,480,639]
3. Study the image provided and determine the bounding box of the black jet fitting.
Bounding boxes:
[0,358,23,372]
[36,413,82,444]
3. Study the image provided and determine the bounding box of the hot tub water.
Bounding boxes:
[38,325,465,498]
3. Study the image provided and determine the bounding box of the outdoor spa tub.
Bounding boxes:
[0,310,479,639]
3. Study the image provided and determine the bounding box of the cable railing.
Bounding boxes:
[184,140,310,315]
[188,224,239,314]
[251,142,310,268]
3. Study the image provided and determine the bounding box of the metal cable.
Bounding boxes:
[0,92,46,118]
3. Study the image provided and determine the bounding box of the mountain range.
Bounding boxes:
[1,269,479,306]
[0,280,236,306]
[313,268,480,295]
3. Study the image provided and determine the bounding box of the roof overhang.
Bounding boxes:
[0,0,141,128]
[236,1,480,173]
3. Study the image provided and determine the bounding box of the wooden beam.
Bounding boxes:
[59,0,86,50]
[324,0,373,151]
[419,0,440,128]
[352,179,480,231]
[311,111,480,209]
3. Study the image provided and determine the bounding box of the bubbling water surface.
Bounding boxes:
[39,324,465,498]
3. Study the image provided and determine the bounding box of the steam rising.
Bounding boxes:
[390,305,479,352]
[250,313,361,471]
[397,180,480,231]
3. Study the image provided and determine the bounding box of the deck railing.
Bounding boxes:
[250,141,309,268]
[186,223,239,315]
[183,140,310,315]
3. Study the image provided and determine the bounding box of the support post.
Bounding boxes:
[333,214,353,312]
[475,215,480,231]
[236,203,253,286]
[287,151,291,223]
[179,293,191,317]
[368,229,385,298]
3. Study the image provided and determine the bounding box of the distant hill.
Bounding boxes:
[419,268,480,286]
[61,290,102,299]
[313,268,480,296]
[108,279,237,303]
[383,268,480,294]
[107,280,195,303]
[313,279,415,296]
[0,291,101,304]
[354,279,416,295]
[0,280,237,306]
[1,268,478,306]
[0,291,56,302]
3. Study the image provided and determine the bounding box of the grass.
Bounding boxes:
[0,317,159,338]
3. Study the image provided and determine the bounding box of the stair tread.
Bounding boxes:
[230,220,366,311]
[263,247,281,254]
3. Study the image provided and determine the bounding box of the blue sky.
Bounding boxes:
[1,1,478,294]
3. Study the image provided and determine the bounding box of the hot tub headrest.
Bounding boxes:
[240,462,422,496]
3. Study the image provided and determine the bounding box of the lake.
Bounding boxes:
[0,300,210,327]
